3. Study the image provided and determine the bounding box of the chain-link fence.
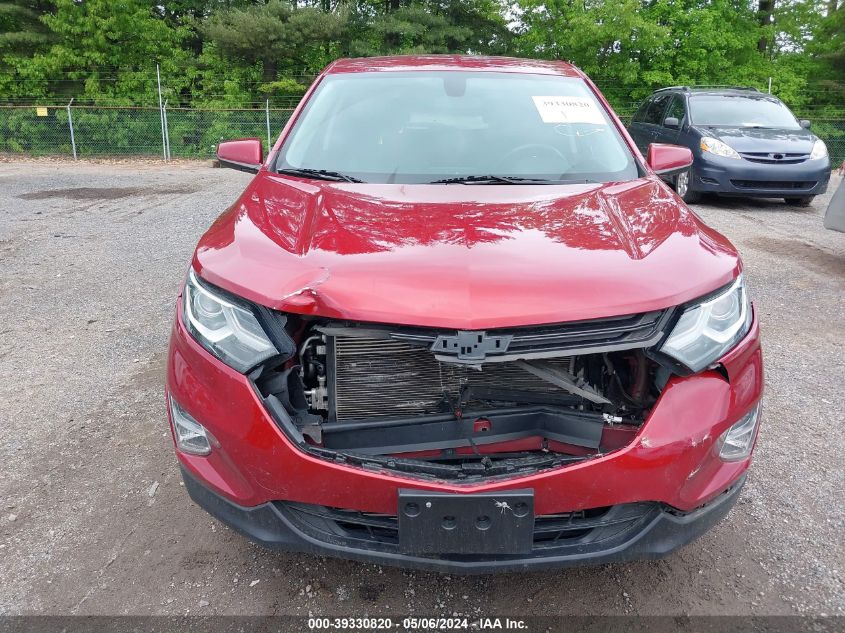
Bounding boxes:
[1,100,844,164]
[0,104,294,159]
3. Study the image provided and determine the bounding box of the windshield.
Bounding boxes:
[689,95,800,129]
[276,71,639,184]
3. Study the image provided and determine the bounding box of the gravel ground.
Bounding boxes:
[0,160,842,617]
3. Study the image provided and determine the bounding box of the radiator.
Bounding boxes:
[330,335,572,421]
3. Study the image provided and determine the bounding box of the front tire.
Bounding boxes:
[785,196,813,207]
[674,169,701,204]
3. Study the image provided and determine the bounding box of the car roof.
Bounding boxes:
[654,87,780,100]
[324,55,583,77]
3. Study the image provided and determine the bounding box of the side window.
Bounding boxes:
[644,94,672,124]
[631,97,652,124]
[664,95,687,125]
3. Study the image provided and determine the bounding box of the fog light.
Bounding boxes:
[169,396,211,456]
[718,402,761,461]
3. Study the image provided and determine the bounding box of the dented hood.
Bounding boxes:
[193,173,741,329]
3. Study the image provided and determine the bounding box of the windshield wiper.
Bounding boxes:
[429,175,592,185]
[277,167,363,183]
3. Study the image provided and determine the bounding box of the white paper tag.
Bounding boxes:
[532,96,606,124]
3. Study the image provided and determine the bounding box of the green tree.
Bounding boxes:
[0,0,54,57]
[511,0,826,112]
[807,2,845,106]
[201,0,346,81]
[336,0,510,57]
[513,0,670,104]
[817,3,845,77]
[0,0,841,115]
[8,0,191,103]
[642,0,768,89]
[825,7,845,73]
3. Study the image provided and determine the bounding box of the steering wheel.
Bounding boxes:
[494,143,569,173]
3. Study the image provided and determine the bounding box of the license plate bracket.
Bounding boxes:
[397,489,534,555]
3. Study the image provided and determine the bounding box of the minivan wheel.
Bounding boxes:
[674,169,701,203]
[784,196,813,207]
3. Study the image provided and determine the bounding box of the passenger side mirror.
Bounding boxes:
[663,117,680,129]
[216,138,263,173]
[799,119,811,129]
[646,143,693,177]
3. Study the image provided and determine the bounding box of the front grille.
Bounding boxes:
[392,310,671,360]
[739,152,809,164]
[280,501,659,556]
[731,179,816,190]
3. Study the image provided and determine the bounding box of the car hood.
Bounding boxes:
[193,174,740,329]
[697,125,816,154]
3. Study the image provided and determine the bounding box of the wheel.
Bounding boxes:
[674,169,701,203]
[785,196,813,207]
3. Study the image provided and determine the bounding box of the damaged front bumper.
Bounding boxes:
[180,464,745,573]
[166,302,763,568]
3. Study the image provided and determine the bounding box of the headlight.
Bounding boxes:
[718,402,762,461]
[810,139,828,160]
[700,136,740,160]
[661,276,752,373]
[183,269,276,372]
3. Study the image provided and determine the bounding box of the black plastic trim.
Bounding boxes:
[323,309,674,366]
[217,158,261,173]
[180,466,746,574]
[319,406,605,455]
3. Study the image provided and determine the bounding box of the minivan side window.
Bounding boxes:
[664,95,686,125]
[644,94,672,124]
[631,97,652,124]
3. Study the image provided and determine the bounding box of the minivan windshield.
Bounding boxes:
[276,71,639,184]
[689,95,801,129]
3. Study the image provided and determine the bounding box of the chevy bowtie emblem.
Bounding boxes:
[431,330,513,362]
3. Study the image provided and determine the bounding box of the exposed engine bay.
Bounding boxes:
[252,311,675,480]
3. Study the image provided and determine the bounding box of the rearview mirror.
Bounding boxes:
[646,143,693,177]
[663,117,680,129]
[799,119,811,129]
[216,138,263,173]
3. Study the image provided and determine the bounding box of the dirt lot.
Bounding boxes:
[0,160,842,617]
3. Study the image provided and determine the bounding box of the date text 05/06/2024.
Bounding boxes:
[307,617,528,630]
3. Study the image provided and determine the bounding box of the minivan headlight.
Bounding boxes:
[700,137,740,160]
[183,269,276,372]
[810,139,828,160]
[661,276,752,373]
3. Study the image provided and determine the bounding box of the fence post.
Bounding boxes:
[266,99,271,150]
[768,77,772,94]
[163,99,171,161]
[156,64,168,162]
[66,98,77,160]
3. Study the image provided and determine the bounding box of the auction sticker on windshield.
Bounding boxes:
[532,95,605,124]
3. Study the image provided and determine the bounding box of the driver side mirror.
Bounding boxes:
[216,138,263,173]
[646,143,693,177]
[799,119,811,129]
[663,117,680,129]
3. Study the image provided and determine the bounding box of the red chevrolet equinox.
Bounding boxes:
[166,56,763,572]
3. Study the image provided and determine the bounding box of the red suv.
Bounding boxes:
[166,56,763,572]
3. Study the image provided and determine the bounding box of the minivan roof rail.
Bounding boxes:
[653,85,761,93]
